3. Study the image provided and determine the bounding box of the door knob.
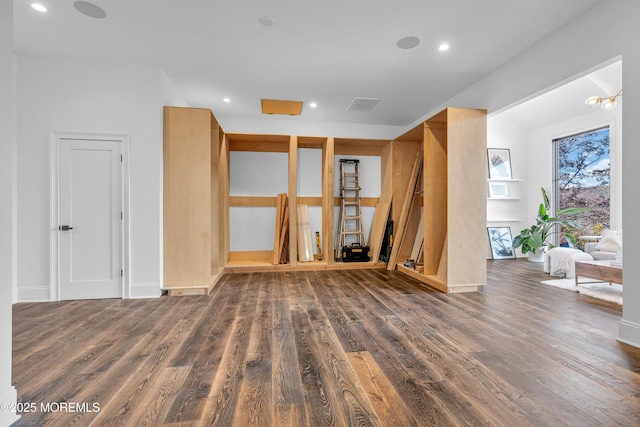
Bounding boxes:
[59,225,73,231]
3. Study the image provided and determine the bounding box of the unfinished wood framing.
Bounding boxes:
[163,106,485,293]
[218,132,230,274]
[288,136,299,266]
[322,138,335,265]
[368,141,394,263]
[392,107,487,293]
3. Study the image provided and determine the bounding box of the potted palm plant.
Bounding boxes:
[512,188,588,262]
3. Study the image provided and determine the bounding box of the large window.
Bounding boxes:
[553,127,610,240]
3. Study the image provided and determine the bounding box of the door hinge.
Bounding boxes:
[120,155,123,162]
[121,269,123,277]
[121,212,123,220]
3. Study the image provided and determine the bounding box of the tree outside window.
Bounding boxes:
[553,127,610,241]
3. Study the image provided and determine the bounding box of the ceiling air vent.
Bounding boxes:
[347,97,380,112]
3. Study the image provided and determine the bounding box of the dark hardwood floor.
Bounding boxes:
[12,260,640,426]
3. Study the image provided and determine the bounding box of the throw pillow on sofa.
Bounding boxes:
[595,229,622,253]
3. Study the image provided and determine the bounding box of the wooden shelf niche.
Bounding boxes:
[226,133,292,268]
[225,134,337,272]
[333,138,393,266]
[391,107,487,293]
[224,135,390,272]
[163,106,228,296]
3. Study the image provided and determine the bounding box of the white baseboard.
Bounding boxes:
[17,283,161,302]
[17,284,161,302]
[129,283,161,299]
[618,319,640,349]
[0,386,20,426]
[16,286,50,302]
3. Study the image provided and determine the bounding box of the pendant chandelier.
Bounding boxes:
[585,89,622,111]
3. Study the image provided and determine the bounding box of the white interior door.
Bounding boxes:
[59,138,122,300]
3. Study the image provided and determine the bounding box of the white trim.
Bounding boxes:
[618,319,640,348]
[0,386,20,426]
[50,132,131,301]
[17,285,50,302]
[130,283,162,299]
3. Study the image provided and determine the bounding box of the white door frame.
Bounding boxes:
[50,132,130,301]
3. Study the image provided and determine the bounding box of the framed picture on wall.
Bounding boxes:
[488,182,509,198]
[487,148,513,179]
[487,227,516,259]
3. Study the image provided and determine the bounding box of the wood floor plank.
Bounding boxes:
[234,273,274,427]
[83,318,195,426]
[135,366,191,427]
[272,298,305,407]
[290,298,348,426]
[347,351,417,427]
[196,273,260,426]
[14,297,194,426]
[11,259,640,426]
[272,403,307,427]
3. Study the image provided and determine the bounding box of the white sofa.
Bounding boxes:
[584,229,622,261]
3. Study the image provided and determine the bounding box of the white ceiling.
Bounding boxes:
[496,60,622,132]
[13,0,605,128]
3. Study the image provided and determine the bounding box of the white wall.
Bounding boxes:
[0,0,19,423]
[16,57,169,300]
[228,149,381,255]
[451,0,640,347]
[487,116,529,257]
[229,151,288,251]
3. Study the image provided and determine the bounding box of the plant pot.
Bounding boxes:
[527,251,545,263]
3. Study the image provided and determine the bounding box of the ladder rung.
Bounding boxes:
[343,215,362,219]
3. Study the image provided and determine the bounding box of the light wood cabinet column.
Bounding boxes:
[393,107,486,293]
[218,130,230,268]
[210,115,220,275]
[423,120,448,276]
[288,136,298,266]
[323,137,335,263]
[445,108,487,286]
[163,106,212,288]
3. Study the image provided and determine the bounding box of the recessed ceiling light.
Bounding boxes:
[223,97,231,103]
[73,1,106,19]
[397,36,420,49]
[439,43,450,51]
[258,16,276,27]
[31,3,47,12]
[309,102,317,108]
